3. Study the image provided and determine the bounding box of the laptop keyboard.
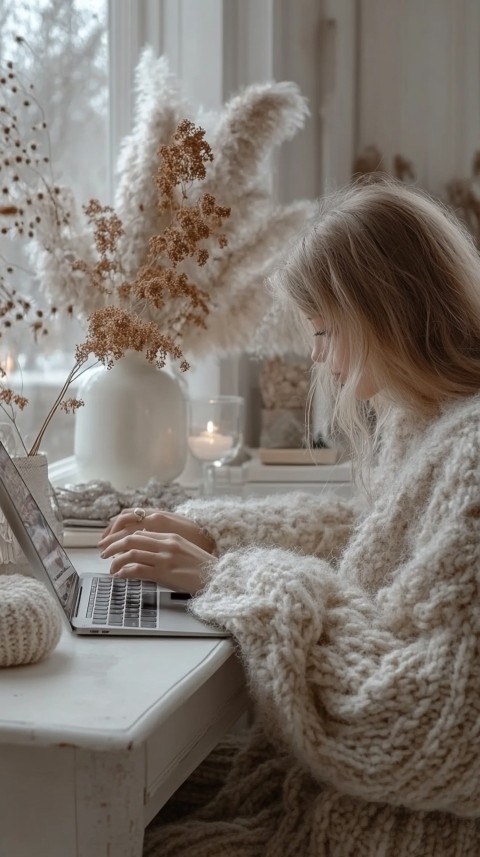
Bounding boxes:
[87,577,158,629]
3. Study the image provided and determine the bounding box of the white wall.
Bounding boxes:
[323,0,480,195]
[359,0,480,194]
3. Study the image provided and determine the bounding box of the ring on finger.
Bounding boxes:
[133,507,147,521]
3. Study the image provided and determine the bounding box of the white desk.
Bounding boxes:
[0,550,248,857]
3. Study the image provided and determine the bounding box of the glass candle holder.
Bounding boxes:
[187,396,244,495]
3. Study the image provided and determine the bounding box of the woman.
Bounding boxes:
[99,178,480,856]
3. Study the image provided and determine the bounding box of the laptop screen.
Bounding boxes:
[0,442,79,621]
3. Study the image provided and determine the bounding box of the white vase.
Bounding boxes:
[0,452,64,575]
[73,351,188,489]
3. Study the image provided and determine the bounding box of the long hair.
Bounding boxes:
[271,177,480,471]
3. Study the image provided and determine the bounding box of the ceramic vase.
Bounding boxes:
[73,351,188,489]
[0,452,64,575]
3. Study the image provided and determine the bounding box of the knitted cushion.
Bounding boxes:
[0,574,62,667]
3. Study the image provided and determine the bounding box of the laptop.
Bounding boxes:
[0,441,228,637]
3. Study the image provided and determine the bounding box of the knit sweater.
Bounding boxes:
[144,395,480,857]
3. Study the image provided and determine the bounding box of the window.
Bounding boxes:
[0,0,108,460]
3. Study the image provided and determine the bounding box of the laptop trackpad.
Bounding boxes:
[159,591,191,610]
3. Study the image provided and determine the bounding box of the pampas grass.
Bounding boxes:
[29,47,314,359]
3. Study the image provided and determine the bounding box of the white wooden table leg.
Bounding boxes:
[75,746,146,857]
[0,743,146,857]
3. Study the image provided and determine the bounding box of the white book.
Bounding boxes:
[244,451,352,484]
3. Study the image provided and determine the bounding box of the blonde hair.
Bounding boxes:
[272,177,480,471]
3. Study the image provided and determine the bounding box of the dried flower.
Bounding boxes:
[1,45,315,455]
[0,48,231,455]
[26,117,230,455]
[0,51,87,452]
[68,119,231,395]
[32,50,313,356]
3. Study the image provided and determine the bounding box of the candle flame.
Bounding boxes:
[1,353,15,374]
[206,420,215,434]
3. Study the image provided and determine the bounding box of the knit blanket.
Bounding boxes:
[55,478,190,522]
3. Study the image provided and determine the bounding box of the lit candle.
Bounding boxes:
[188,420,233,462]
[1,352,15,374]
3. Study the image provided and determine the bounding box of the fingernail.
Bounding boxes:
[100,551,105,558]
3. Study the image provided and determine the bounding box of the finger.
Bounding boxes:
[100,531,181,558]
[100,531,139,557]
[100,511,132,539]
[98,526,133,549]
[100,509,146,540]
[111,562,157,581]
[108,548,158,577]
[98,515,155,548]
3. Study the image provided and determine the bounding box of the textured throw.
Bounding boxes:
[0,574,62,667]
[144,394,480,856]
[56,478,190,522]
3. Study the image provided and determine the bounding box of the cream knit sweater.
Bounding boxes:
[145,395,480,857]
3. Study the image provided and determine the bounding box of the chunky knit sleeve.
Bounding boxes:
[175,491,364,560]
[189,405,480,818]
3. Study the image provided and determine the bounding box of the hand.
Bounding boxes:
[100,530,216,594]
[98,508,216,554]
